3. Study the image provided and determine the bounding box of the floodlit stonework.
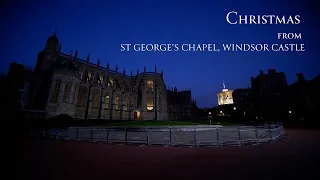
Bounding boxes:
[217,82,234,105]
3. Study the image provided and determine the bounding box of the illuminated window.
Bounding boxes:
[147,99,153,111]
[104,94,110,109]
[108,77,114,87]
[79,70,84,80]
[76,86,88,107]
[114,94,120,110]
[52,79,61,102]
[87,72,92,82]
[98,75,104,85]
[147,80,153,91]
[91,90,100,109]
[63,81,72,103]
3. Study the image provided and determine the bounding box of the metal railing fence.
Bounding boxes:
[35,123,285,147]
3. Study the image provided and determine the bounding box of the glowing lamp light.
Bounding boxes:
[209,112,211,115]
[220,111,223,114]
[233,107,236,110]
[289,110,292,114]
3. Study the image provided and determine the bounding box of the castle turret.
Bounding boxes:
[37,32,60,72]
[44,32,59,55]
[86,54,90,63]
[31,32,60,110]
[297,73,306,83]
[97,59,100,66]
[75,49,78,59]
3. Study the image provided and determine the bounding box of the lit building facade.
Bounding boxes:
[217,83,234,105]
[24,33,168,120]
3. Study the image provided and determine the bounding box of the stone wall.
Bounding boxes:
[44,59,168,120]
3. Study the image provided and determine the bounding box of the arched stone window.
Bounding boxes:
[63,81,72,103]
[79,70,84,80]
[76,86,88,107]
[98,74,104,85]
[104,92,110,109]
[108,77,114,87]
[52,79,61,102]
[123,95,129,111]
[147,80,153,91]
[147,98,153,111]
[114,94,120,110]
[87,72,92,83]
[92,89,100,109]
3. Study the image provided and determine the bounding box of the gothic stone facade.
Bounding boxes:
[167,87,195,120]
[29,33,168,120]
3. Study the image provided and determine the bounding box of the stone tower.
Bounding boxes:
[30,32,60,110]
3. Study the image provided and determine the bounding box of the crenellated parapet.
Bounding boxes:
[55,52,165,92]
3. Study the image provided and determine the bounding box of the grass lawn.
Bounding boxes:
[105,120,200,127]
[191,120,244,126]
[103,120,243,127]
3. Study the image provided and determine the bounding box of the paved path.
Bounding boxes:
[10,129,320,180]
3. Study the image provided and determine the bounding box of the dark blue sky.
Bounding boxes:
[1,0,319,107]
